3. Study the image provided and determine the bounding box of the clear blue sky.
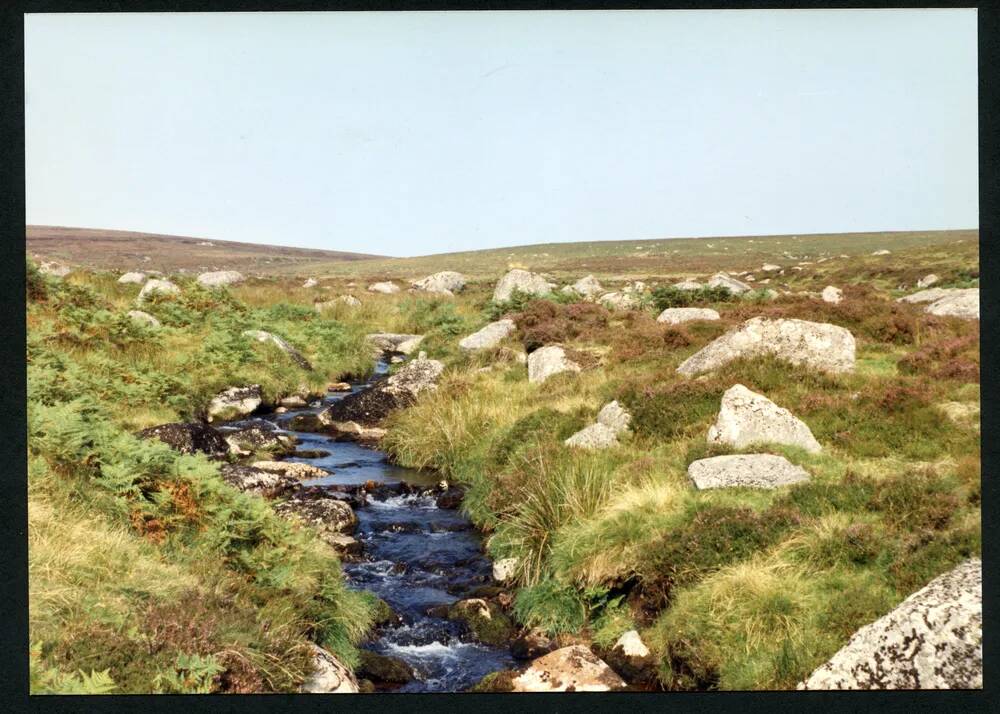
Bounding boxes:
[25,10,977,257]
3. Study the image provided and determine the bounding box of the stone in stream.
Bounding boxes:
[127,310,160,328]
[137,278,180,302]
[492,557,520,583]
[196,270,245,288]
[219,464,298,499]
[511,645,626,692]
[527,345,581,384]
[242,330,312,370]
[458,319,516,351]
[447,598,516,647]
[251,460,329,480]
[223,421,296,456]
[279,395,308,408]
[206,385,263,422]
[688,454,810,490]
[492,269,555,302]
[366,332,424,356]
[328,381,352,392]
[274,487,357,537]
[411,270,467,295]
[137,422,229,459]
[656,307,720,325]
[707,384,821,453]
[676,317,856,376]
[118,271,147,284]
[320,357,444,427]
[799,559,982,690]
[356,651,416,686]
[300,643,359,693]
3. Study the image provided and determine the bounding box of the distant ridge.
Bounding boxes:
[26,225,385,273]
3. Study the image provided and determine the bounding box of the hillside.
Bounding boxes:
[26,225,384,274]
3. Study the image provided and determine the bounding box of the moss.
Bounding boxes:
[467,669,517,692]
[447,600,515,646]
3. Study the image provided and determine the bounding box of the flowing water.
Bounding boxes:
[227,361,515,692]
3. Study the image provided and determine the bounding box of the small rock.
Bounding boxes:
[251,461,329,480]
[38,261,71,277]
[871,249,891,256]
[243,330,312,370]
[564,274,604,298]
[300,644,359,693]
[448,598,515,647]
[688,453,811,490]
[328,382,352,392]
[564,423,619,450]
[321,357,444,426]
[821,286,843,304]
[761,264,781,272]
[897,287,961,304]
[527,345,581,384]
[356,651,415,685]
[916,273,940,289]
[366,333,424,356]
[274,488,357,536]
[656,307,720,325]
[196,270,245,287]
[127,310,160,328]
[138,422,229,458]
[302,278,318,288]
[118,272,147,284]
[219,464,298,498]
[604,630,658,686]
[279,395,308,408]
[596,400,631,435]
[493,557,519,583]
[459,319,516,351]
[206,385,263,422]
[367,281,400,294]
[707,384,821,453]
[707,272,752,294]
[137,279,180,302]
[510,629,556,660]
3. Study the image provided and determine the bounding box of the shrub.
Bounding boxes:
[650,286,735,311]
[510,299,610,352]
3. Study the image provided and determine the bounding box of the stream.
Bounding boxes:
[227,360,516,692]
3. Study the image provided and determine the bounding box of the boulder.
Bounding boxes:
[871,249,891,256]
[448,598,515,647]
[564,274,604,298]
[251,460,330,480]
[356,651,415,686]
[673,280,703,291]
[137,279,180,302]
[243,330,312,370]
[300,643,359,694]
[138,422,229,458]
[821,286,843,304]
[326,421,389,443]
[656,307,720,325]
[598,291,641,311]
[597,400,631,435]
[219,464,298,498]
[196,270,245,288]
[761,264,781,272]
[412,270,466,294]
[707,273,751,294]
[676,317,856,376]
[279,395,308,408]
[511,645,626,692]
[274,488,358,536]
[459,319,516,351]
[799,559,982,690]
[897,287,959,304]
[118,272,147,284]
[206,385,263,422]
[527,345,582,384]
[366,333,424,356]
[367,281,400,294]
[321,357,444,426]
[604,630,658,686]
[688,453,811,490]
[707,384,821,453]
[564,423,619,450]
[302,278,318,288]
[492,557,519,583]
[223,421,295,456]
[493,269,555,302]
[916,274,940,289]
[925,290,979,319]
[328,382,352,392]
[127,310,160,328]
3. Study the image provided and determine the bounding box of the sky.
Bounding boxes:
[25,10,978,258]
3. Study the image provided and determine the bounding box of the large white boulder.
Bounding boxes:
[459,319,517,351]
[564,274,604,298]
[799,559,982,690]
[688,454,811,490]
[925,290,979,320]
[897,287,960,304]
[196,270,245,287]
[511,645,625,692]
[707,273,752,294]
[656,307,720,325]
[597,400,631,435]
[412,270,467,294]
[564,423,619,450]
[367,281,400,294]
[707,384,821,453]
[493,269,555,302]
[677,317,856,376]
[527,346,581,384]
[118,272,147,284]
[916,273,940,289]
[300,644,360,693]
[137,278,181,302]
[207,385,263,422]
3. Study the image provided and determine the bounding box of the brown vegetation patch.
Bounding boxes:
[512,300,611,352]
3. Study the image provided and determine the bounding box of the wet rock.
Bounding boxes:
[459,319,516,351]
[527,345,581,384]
[224,421,295,456]
[367,281,400,294]
[137,278,180,302]
[603,630,658,686]
[370,596,402,627]
[564,423,619,450]
[366,332,424,356]
[510,629,556,661]
[127,310,160,328]
[196,270,245,288]
[511,645,626,692]
[274,488,357,537]
[435,485,465,509]
[493,269,555,302]
[656,307,720,325]
[285,413,328,433]
[707,272,751,294]
[448,598,515,647]
[917,273,940,289]
[251,460,329,480]
[300,643,359,693]
[118,271,147,284]
[138,422,229,458]
[677,317,856,376]
[328,381,352,392]
[412,270,467,294]
[688,453,811,490]
[821,286,843,304]
[279,395,308,408]
[294,449,331,459]
[356,650,415,685]
[321,357,444,426]
[799,559,982,690]
[467,670,518,692]
[219,464,298,499]
[925,290,979,319]
[242,330,312,370]
[326,421,388,443]
[206,385,263,422]
[707,384,821,453]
